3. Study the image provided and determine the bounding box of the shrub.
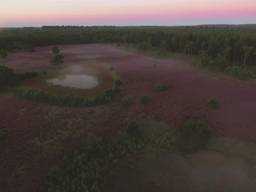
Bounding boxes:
[177,120,211,152]
[13,84,119,107]
[51,54,64,65]
[225,65,255,80]
[52,47,60,55]
[208,98,220,110]
[112,79,123,92]
[0,128,7,141]
[140,95,151,104]
[152,84,169,92]
[121,96,133,107]
[108,65,114,71]
[127,121,142,138]
[51,47,64,65]
[0,49,8,59]
[0,65,19,89]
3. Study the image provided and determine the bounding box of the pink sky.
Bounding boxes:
[1,0,256,27]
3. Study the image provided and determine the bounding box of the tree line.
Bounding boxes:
[0,26,255,68]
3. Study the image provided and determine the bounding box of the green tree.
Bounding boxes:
[242,46,254,66]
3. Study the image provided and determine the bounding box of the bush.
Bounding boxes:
[127,121,142,138]
[51,47,64,65]
[152,84,169,92]
[52,47,60,55]
[51,54,64,65]
[177,120,211,152]
[112,79,123,92]
[140,95,151,104]
[121,96,133,107]
[0,65,19,89]
[208,98,220,110]
[0,49,8,59]
[225,65,255,80]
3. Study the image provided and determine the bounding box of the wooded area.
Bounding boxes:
[0,26,255,69]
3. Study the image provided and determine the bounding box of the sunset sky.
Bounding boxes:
[1,0,256,27]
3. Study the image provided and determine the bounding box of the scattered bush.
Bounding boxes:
[208,98,220,110]
[152,84,169,92]
[140,95,151,104]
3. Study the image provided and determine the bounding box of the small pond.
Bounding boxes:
[47,74,99,89]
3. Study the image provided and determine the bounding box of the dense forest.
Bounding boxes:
[0,25,256,77]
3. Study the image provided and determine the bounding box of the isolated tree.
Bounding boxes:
[242,46,254,66]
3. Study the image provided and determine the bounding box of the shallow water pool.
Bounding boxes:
[47,74,99,89]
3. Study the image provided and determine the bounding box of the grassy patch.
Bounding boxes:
[12,86,119,107]
[208,98,220,110]
[152,84,169,92]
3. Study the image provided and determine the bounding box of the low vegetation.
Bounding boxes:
[51,47,64,65]
[177,120,212,152]
[140,95,151,104]
[0,48,8,59]
[121,96,133,107]
[47,119,211,192]
[208,98,220,110]
[225,65,256,80]
[13,86,119,107]
[152,84,169,92]
[0,65,19,89]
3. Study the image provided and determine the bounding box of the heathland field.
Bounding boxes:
[1,26,256,192]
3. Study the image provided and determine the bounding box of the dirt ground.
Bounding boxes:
[1,44,256,192]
